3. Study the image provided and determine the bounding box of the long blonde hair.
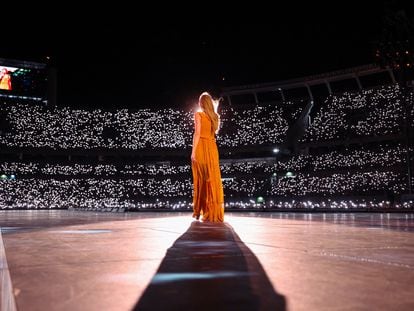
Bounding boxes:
[199,92,220,133]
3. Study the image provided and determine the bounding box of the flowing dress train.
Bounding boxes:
[191,112,224,222]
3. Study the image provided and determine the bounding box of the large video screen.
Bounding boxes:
[0,65,47,98]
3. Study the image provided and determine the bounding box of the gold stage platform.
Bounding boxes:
[1,211,413,310]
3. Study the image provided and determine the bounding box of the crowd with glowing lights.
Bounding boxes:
[1,84,412,149]
[0,103,288,149]
[1,83,413,210]
[0,144,411,209]
[1,177,412,210]
[0,143,406,176]
[302,84,412,142]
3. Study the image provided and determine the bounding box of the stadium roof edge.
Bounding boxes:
[220,64,388,95]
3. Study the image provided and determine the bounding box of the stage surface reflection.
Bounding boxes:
[1,210,413,310]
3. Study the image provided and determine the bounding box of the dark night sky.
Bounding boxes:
[0,1,411,110]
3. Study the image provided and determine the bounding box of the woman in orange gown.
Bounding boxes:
[191,92,224,222]
[0,68,12,90]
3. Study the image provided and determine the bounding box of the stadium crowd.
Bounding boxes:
[1,83,413,210]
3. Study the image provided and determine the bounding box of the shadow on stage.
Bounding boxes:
[134,220,286,311]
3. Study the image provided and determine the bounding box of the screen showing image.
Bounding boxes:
[0,65,47,98]
[0,66,15,90]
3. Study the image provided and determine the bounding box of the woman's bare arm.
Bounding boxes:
[191,112,201,161]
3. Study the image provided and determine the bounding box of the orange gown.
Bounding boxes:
[0,73,12,90]
[191,111,224,222]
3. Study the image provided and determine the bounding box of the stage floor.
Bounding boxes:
[1,210,414,311]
